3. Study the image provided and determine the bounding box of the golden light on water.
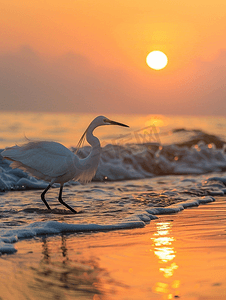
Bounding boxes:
[151,222,180,298]
[154,247,176,263]
[146,51,168,70]
[152,223,176,264]
[145,115,168,128]
[160,262,179,278]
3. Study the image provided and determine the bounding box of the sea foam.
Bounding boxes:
[1,138,226,191]
[0,196,215,255]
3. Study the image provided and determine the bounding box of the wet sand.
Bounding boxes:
[0,196,226,300]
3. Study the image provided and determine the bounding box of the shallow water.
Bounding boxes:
[1,196,226,300]
[0,173,225,254]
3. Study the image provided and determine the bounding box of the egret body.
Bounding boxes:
[1,116,129,213]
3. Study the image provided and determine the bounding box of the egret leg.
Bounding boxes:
[58,185,77,213]
[41,184,52,210]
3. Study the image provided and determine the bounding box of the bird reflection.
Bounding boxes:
[41,238,50,263]
[30,235,107,300]
[61,235,68,259]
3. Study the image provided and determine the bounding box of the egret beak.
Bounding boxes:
[109,120,129,127]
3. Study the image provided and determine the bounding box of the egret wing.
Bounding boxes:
[2,141,75,180]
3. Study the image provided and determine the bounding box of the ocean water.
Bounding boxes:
[0,112,226,255]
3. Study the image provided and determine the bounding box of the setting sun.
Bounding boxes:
[146,51,168,70]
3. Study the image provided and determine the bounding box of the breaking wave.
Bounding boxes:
[0,128,226,191]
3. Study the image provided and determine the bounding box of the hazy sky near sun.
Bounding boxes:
[1,0,226,115]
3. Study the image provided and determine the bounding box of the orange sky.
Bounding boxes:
[1,0,226,115]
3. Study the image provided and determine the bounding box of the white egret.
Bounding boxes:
[1,116,129,213]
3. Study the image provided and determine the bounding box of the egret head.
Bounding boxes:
[94,116,129,128]
[76,116,129,153]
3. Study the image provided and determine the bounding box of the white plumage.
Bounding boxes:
[1,116,129,213]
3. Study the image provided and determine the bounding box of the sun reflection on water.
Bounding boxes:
[151,222,180,298]
[152,222,176,265]
[154,247,176,263]
[160,262,178,278]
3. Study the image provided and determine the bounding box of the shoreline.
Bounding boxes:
[1,196,226,299]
